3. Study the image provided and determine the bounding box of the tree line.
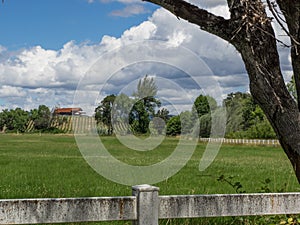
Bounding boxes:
[0,105,53,133]
[95,76,276,139]
[0,76,277,138]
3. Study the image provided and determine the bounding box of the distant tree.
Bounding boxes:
[111,93,133,135]
[192,95,209,118]
[130,100,150,134]
[0,109,12,131]
[155,108,169,121]
[133,75,161,116]
[130,75,161,134]
[112,93,132,121]
[166,115,181,136]
[29,108,39,121]
[224,92,275,139]
[199,113,212,138]
[34,105,51,130]
[0,108,29,132]
[224,92,250,134]
[14,108,30,132]
[192,95,217,120]
[95,94,116,135]
[191,95,217,137]
[152,108,169,134]
[180,111,193,135]
[245,108,276,139]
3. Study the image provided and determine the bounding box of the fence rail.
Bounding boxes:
[0,185,300,225]
[0,197,136,224]
[199,138,280,146]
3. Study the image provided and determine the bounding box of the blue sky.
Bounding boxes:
[0,1,292,114]
[0,0,158,50]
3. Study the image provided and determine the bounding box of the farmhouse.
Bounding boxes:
[53,107,85,116]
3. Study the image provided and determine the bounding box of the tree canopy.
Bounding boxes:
[95,94,116,135]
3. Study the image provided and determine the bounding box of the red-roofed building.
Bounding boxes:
[53,107,84,115]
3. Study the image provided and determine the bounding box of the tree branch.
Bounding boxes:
[267,0,300,46]
[143,0,233,42]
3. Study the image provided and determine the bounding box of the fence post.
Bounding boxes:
[132,184,160,225]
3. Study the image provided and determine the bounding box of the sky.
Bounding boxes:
[0,0,293,115]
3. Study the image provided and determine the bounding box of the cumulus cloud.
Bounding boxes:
[0,85,26,98]
[0,3,293,115]
[121,21,157,41]
[0,42,104,111]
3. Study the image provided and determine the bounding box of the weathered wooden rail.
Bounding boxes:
[0,185,299,225]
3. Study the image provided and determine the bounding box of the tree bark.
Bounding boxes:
[144,0,300,183]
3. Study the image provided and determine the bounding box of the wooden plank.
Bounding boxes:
[0,197,136,224]
[159,193,300,218]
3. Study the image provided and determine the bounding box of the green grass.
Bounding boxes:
[0,134,299,224]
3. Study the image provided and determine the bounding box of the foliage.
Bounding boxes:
[112,93,132,123]
[95,94,116,135]
[166,115,181,136]
[0,105,66,133]
[180,111,193,135]
[224,92,276,139]
[224,92,250,133]
[0,108,30,132]
[32,105,51,130]
[199,113,212,138]
[152,108,169,135]
[95,76,165,135]
[130,75,161,134]
[192,95,216,119]
[287,75,297,101]
[164,92,276,139]
[217,175,245,193]
[0,91,277,139]
[129,99,150,134]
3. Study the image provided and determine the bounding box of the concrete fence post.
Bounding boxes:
[132,184,160,225]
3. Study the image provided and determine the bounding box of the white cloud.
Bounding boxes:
[167,30,192,47]
[121,21,157,41]
[0,85,26,97]
[0,4,293,115]
[0,41,105,112]
[110,4,150,17]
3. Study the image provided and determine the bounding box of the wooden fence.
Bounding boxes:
[1,184,299,225]
[199,138,280,146]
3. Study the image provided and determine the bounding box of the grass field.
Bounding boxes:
[0,134,299,224]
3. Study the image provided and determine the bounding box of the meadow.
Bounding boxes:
[0,134,299,224]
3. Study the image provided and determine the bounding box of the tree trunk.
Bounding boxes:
[236,31,300,183]
[228,0,300,182]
